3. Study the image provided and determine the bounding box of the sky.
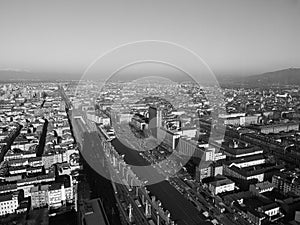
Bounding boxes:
[0,0,299,79]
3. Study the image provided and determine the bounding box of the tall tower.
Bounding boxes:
[149,106,162,138]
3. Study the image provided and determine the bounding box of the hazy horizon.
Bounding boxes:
[1,0,300,80]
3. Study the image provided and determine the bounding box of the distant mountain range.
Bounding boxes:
[0,70,80,82]
[1,68,300,87]
[220,68,300,87]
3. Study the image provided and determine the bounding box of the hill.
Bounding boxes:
[221,68,300,88]
[0,70,80,82]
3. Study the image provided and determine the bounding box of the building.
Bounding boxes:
[48,183,67,208]
[280,197,300,222]
[196,161,223,182]
[17,174,56,197]
[249,181,275,195]
[148,106,162,138]
[30,177,74,209]
[42,150,67,169]
[176,128,197,139]
[225,165,263,182]
[220,113,260,126]
[241,115,260,126]
[4,152,36,161]
[28,157,43,167]
[176,137,205,158]
[117,112,132,124]
[204,147,226,162]
[240,197,284,224]
[247,210,267,225]
[272,171,300,196]
[224,163,284,183]
[219,113,246,119]
[0,192,19,216]
[86,111,111,126]
[157,127,180,150]
[222,144,263,158]
[224,117,240,126]
[259,202,281,219]
[56,162,72,176]
[225,154,266,169]
[0,184,18,195]
[223,191,252,206]
[250,122,299,134]
[208,177,235,195]
[6,156,42,169]
[131,113,148,131]
[48,177,74,209]
[30,185,49,209]
[197,161,213,181]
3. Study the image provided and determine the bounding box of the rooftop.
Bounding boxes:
[209,177,235,187]
[226,154,265,165]
[0,193,13,202]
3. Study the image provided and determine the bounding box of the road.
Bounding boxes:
[111,138,208,225]
[59,87,209,225]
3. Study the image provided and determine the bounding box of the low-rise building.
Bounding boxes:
[176,137,205,158]
[225,154,266,169]
[158,127,180,150]
[236,196,284,224]
[30,177,74,209]
[56,162,72,176]
[250,122,299,134]
[249,181,275,195]
[30,185,49,209]
[131,113,148,131]
[4,152,36,161]
[272,171,300,196]
[196,161,224,182]
[247,210,267,225]
[42,151,66,169]
[0,184,18,195]
[225,163,284,183]
[208,177,235,195]
[0,192,19,216]
[222,144,263,158]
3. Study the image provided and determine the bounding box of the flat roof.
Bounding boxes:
[0,194,13,202]
[226,154,265,165]
[251,122,299,129]
[209,177,234,187]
